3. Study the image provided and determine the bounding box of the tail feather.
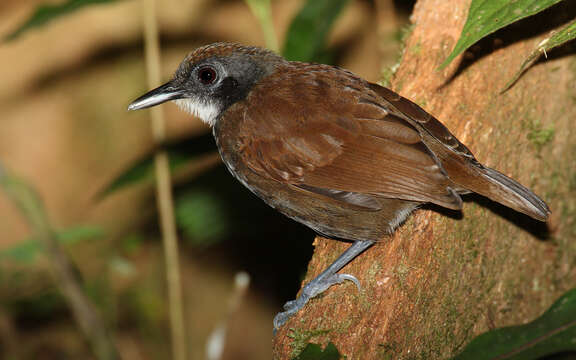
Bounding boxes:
[479,167,550,221]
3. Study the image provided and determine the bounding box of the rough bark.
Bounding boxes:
[273,0,576,358]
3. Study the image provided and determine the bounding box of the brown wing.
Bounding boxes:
[366,83,475,159]
[365,83,550,221]
[236,63,462,210]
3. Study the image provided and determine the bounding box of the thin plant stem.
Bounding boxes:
[245,0,279,52]
[141,0,187,359]
[0,165,119,360]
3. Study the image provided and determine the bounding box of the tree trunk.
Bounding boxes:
[273,0,576,358]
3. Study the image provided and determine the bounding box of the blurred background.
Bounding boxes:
[0,0,414,358]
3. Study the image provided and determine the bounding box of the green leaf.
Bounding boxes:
[57,225,104,244]
[245,0,279,52]
[4,0,117,42]
[0,241,39,263]
[293,342,341,360]
[282,0,349,62]
[453,288,576,360]
[440,0,565,69]
[100,151,190,197]
[99,136,217,198]
[0,225,104,264]
[175,190,228,247]
[503,19,576,92]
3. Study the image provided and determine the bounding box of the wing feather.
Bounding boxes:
[236,64,462,210]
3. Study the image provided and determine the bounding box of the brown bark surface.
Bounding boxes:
[273,0,576,358]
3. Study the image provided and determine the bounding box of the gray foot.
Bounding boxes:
[273,273,361,329]
[272,240,375,331]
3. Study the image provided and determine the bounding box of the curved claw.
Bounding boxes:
[334,273,361,292]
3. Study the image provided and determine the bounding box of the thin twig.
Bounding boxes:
[141,0,187,359]
[0,164,119,360]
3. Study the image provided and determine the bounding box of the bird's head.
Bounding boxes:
[128,42,283,126]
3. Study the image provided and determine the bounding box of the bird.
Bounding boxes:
[128,42,550,329]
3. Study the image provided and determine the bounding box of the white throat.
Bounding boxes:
[174,98,219,127]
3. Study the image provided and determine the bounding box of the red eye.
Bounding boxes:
[198,66,217,84]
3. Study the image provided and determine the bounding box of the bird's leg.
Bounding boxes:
[273,240,375,329]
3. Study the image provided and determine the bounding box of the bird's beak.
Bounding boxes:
[128,81,186,111]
